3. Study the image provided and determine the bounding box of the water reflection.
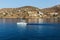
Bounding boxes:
[0,18,60,23]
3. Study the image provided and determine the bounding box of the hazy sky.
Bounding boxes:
[0,0,60,8]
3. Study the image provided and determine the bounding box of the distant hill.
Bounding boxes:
[0,5,60,18]
[0,6,42,18]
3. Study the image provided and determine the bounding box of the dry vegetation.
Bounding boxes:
[0,5,60,18]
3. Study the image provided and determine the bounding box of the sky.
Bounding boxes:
[0,0,60,8]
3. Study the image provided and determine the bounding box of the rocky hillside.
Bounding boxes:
[42,5,60,18]
[0,5,60,18]
[0,6,43,18]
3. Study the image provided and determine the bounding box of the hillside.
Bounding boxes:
[0,5,60,18]
[42,5,60,18]
[0,6,43,18]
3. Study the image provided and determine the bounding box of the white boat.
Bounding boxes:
[17,18,27,26]
[17,22,27,27]
[17,22,27,25]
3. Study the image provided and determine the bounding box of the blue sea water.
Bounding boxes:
[0,23,60,40]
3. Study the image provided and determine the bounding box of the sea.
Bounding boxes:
[0,18,60,40]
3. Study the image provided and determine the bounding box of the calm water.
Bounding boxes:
[0,23,60,40]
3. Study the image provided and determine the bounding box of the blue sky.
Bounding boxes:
[0,0,60,8]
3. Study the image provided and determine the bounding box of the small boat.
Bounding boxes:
[17,22,27,25]
[17,18,27,26]
[17,21,27,27]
